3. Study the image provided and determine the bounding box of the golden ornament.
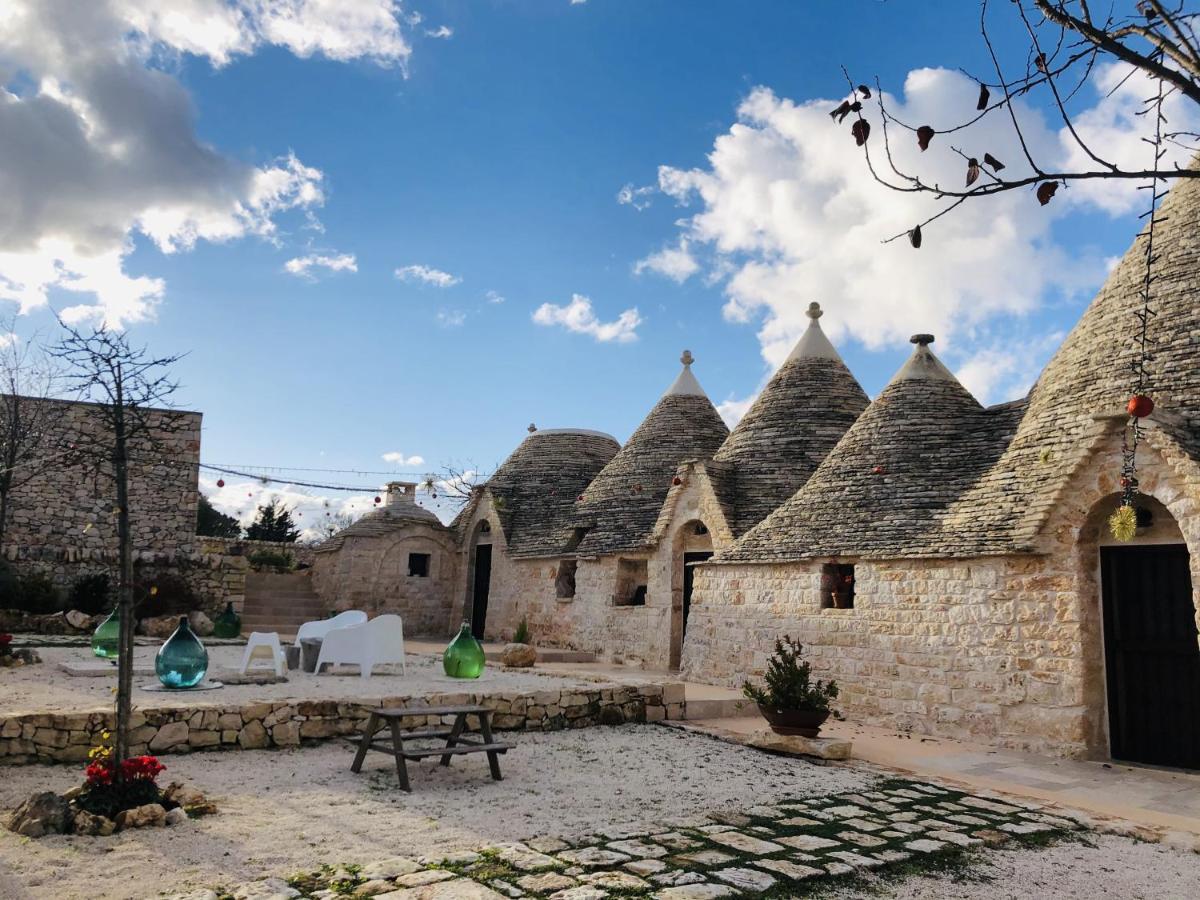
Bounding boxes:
[1108,504,1137,542]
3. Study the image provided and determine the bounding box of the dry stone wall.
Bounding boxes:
[0,683,685,765]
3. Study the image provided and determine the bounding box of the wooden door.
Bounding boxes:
[471,544,492,639]
[682,551,713,641]
[1101,545,1200,769]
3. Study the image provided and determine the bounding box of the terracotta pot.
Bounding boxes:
[758,704,830,738]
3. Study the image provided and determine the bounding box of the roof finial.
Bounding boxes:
[527,422,537,433]
[680,349,694,367]
[910,333,935,346]
[806,302,823,320]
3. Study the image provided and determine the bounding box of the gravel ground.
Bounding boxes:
[2,646,610,714]
[0,725,876,899]
[832,832,1200,899]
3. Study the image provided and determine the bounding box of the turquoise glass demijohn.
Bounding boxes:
[443,622,485,679]
[91,608,120,659]
[155,616,208,689]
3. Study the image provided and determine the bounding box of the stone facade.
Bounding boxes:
[0,683,683,765]
[682,430,1200,759]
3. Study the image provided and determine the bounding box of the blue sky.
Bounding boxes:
[2,1,1178,527]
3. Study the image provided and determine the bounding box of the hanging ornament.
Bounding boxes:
[216,478,225,488]
[672,476,683,486]
[1127,394,1154,418]
[1108,504,1138,542]
[374,496,381,504]
[872,465,886,475]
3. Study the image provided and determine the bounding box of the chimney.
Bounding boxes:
[385,481,418,507]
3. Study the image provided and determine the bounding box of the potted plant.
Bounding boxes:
[742,636,838,737]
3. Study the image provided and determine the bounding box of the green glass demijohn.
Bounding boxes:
[155,616,208,689]
[443,621,485,679]
[211,601,242,639]
[91,608,120,659]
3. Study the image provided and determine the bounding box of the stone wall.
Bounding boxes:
[2,397,201,554]
[0,683,685,765]
[680,430,1200,760]
[311,527,458,637]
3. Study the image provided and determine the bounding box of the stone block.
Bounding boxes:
[747,729,852,760]
[149,721,190,751]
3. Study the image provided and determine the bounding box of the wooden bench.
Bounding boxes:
[349,704,514,791]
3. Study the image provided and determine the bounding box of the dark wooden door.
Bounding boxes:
[682,551,713,640]
[471,544,492,639]
[1101,545,1200,769]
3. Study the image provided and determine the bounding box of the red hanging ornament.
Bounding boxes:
[1127,394,1154,418]
[216,478,225,488]
[672,476,682,486]
[374,496,381,504]
[872,465,886,475]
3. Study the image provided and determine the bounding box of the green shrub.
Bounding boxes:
[742,635,839,713]
[68,573,113,615]
[513,617,530,645]
[17,571,62,615]
[247,549,295,573]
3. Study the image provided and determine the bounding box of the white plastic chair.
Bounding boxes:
[294,610,368,647]
[240,632,286,677]
[314,614,406,679]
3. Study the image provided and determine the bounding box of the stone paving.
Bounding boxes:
[184,778,1085,899]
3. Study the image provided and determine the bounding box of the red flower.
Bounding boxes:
[118,755,165,781]
[85,760,115,786]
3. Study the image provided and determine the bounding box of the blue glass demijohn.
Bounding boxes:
[155,616,208,689]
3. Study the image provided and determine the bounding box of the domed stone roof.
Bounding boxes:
[573,351,730,556]
[713,302,869,535]
[722,335,1018,561]
[464,426,621,557]
[317,481,444,552]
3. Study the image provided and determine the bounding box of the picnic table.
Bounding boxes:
[349,704,514,791]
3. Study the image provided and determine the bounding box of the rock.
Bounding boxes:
[71,808,116,836]
[598,705,625,726]
[65,609,92,630]
[231,878,301,900]
[499,643,537,668]
[114,803,167,830]
[140,615,180,638]
[165,807,189,826]
[7,792,70,837]
[359,857,422,880]
[747,729,853,761]
[162,782,217,816]
[238,720,269,749]
[189,610,215,636]
[150,720,191,751]
[355,881,395,897]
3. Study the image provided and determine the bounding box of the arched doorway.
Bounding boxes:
[1093,495,1200,768]
[671,520,713,670]
[467,520,493,639]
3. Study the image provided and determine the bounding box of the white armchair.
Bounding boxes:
[314,614,407,679]
[294,610,368,647]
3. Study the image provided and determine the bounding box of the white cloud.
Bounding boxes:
[532,293,641,343]
[485,290,505,304]
[436,309,466,327]
[634,238,699,282]
[284,252,358,279]
[382,451,425,466]
[0,1,415,326]
[635,69,1126,393]
[617,182,655,211]
[395,264,462,287]
[425,25,453,39]
[716,392,757,428]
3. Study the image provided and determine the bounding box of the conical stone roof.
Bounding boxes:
[458,426,620,557]
[713,302,869,535]
[938,170,1200,552]
[722,335,1019,561]
[573,351,730,556]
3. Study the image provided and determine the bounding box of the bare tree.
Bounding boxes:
[420,461,486,510]
[0,320,59,547]
[839,1,1200,243]
[50,324,185,767]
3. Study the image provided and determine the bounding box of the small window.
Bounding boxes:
[614,558,648,607]
[555,559,578,599]
[479,520,491,533]
[693,522,708,535]
[408,553,431,577]
[820,563,855,610]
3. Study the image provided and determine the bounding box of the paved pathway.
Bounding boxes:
[186,777,1081,899]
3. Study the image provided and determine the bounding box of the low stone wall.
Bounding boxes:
[0,683,686,765]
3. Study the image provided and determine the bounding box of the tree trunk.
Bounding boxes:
[113,412,134,768]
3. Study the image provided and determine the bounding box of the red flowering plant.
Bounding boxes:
[75,731,170,819]
[0,633,12,658]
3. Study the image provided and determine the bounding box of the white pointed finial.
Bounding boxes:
[527,422,537,433]
[807,302,823,320]
[681,350,694,367]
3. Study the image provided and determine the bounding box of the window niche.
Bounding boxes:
[820,563,855,609]
[555,560,578,599]
[613,558,648,607]
[408,552,431,578]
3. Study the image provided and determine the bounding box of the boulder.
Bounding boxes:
[164,807,189,826]
[149,720,190,751]
[7,791,70,837]
[71,808,116,836]
[500,643,537,668]
[163,782,217,817]
[188,611,215,637]
[140,615,179,639]
[114,802,167,830]
[65,609,93,631]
